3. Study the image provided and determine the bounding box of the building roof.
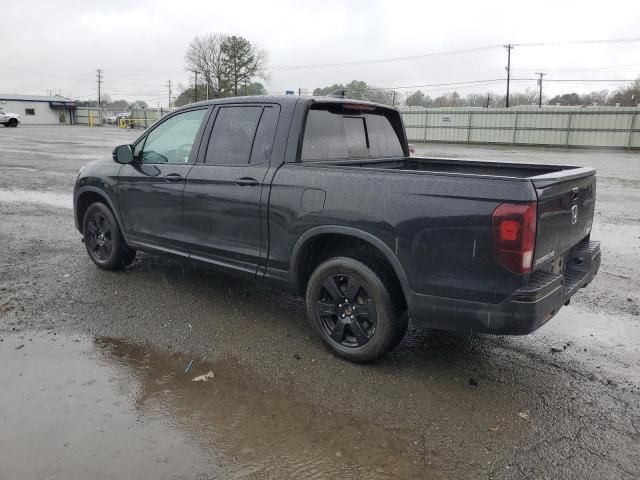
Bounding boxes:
[0,94,73,103]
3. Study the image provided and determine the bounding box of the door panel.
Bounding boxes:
[184,105,279,274]
[118,163,193,252]
[117,108,209,252]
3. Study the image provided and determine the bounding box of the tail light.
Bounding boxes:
[492,202,537,274]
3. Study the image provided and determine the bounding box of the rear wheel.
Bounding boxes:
[8,118,18,127]
[83,203,136,270]
[305,257,407,363]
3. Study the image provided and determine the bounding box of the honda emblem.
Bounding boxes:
[571,204,578,225]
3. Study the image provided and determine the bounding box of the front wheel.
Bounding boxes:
[8,118,18,127]
[83,202,136,270]
[305,257,408,363]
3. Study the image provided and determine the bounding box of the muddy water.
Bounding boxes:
[0,333,428,480]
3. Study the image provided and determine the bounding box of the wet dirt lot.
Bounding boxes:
[1,126,639,479]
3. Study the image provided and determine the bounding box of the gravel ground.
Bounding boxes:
[1,125,639,479]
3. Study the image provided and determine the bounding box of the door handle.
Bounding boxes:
[235,177,259,186]
[164,173,183,182]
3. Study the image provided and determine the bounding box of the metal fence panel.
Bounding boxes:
[400,106,640,149]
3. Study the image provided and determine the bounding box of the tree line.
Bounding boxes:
[76,96,148,110]
[313,78,640,108]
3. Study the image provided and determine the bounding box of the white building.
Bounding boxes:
[0,94,76,125]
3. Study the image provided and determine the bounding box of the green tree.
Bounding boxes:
[242,82,267,96]
[547,92,583,106]
[313,83,345,96]
[344,80,370,100]
[405,90,432,107]
[220,35,268,96]
[606,77,640,106]
[110,99,129,110]
[174,84,207,107]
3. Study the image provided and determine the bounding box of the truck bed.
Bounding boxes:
[314,156,589,183]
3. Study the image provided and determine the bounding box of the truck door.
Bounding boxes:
[183,104,280,276]
[117,107,209,253]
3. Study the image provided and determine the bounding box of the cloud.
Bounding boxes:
[1,0,638,104]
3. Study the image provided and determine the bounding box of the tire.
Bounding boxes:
[83,202,136,270]
[305,257,408,363]
[8,118,18,127]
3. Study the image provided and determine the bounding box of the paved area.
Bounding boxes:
[1,126,639,479]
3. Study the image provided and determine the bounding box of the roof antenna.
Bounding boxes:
[327,89,346,98]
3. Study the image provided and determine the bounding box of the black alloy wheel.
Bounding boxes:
[305,257,408,363]
[86,209,114,262]
[316,273,377,348]
[83,202,136,270]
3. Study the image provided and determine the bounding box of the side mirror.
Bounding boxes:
[113,144,134,164]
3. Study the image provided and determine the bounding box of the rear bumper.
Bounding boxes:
[408,240,601,335]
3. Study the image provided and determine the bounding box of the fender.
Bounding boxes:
[289,225,413,306]
[74,186,130,244]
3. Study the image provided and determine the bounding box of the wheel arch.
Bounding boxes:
[75,187,125,239]
[291,226,411,311]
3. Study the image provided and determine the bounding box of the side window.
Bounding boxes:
[250,106,279,164]
[205,106,262,165]
[141,109,207,164]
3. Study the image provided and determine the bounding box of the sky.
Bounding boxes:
[1,0,639,107]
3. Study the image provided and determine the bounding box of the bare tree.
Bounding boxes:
[185,34,229,98]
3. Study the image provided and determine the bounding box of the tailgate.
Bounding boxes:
[532,167,596,270]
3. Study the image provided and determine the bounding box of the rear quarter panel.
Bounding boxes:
[267,164,537,303]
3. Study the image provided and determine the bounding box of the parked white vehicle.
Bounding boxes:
[0,109,20,127]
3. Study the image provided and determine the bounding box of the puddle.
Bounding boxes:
[0,189,72,209]
[0,332,428,479]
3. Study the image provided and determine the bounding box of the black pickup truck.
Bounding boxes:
[74,95,600,362]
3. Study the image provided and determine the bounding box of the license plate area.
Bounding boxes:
[551,255,564,275]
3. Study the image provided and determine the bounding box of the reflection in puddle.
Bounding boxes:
[0,333,427,479]
[0,188,72,209]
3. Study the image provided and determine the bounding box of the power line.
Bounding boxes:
[272,45,503,70]
[513,37,640,48]
[271,37,640,71]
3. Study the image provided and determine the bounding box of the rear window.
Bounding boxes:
[301,107,404,162]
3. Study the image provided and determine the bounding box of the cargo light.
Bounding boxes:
[492,202,537,274]
[342,103,376,111]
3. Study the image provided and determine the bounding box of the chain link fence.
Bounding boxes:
[75,107,170,128]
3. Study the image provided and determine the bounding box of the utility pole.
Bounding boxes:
[504,45,513,108]
[166,80,172,109]
[193,71,198,103]
[535,72,546,108]
[96,69,103,107]
[486,93,491,108]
